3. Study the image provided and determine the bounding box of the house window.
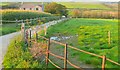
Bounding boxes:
[23,8,26,10]
[36,8,39,10]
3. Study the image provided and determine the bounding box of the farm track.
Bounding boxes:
[0,18,67,69]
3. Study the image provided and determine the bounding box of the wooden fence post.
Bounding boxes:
[44,24,47,36]
[16,19,18,24]
[21,21,25,44]
[64,44,67,70]
[30,28,32,40]
[38,18,40,24]
[26,19,29,24]
[46,38,50,66]
[102,55,106,70]
[26,30,28,41]
[25,30,29,46]
[29,28,32,47]
[21,22,24,35]
[36,31,38,41]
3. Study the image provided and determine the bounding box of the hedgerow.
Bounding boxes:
[1,9,61,21]
[1,10,52,20]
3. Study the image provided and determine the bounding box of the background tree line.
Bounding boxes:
[44,2,68,17]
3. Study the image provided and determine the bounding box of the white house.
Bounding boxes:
[20,4,43,12]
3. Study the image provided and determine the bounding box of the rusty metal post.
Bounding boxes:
[46,38,50,66]
[102,55,106,70]
[64,44,67,70]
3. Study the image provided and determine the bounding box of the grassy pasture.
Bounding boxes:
[46,18,118,68]
[0,2,9,6]
[58,2,112,10]
[1,10,60,36]
[0,23,21,36]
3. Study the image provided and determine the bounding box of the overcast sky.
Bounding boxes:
[1,0,119,2]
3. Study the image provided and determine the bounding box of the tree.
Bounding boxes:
[44,2,68,17]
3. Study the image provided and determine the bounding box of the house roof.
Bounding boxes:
[20,4,42,8]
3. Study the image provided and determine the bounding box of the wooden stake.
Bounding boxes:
[29,29,31,47]
[46,38,50,66]
[26,19,29,24]
[21,22,24,33]
[36,32,38,41]
[64,44,67,70]
[102,55,106,70]
[21,22,25,42]
[30,29,31,40]
[44,24,47,36]
[38,19,41,24]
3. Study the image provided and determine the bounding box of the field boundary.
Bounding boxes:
[1,16,60,23]
[27,33,120,70]
[15,17,119,70]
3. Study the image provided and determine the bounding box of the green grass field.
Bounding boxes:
[0,2,9,6]
[58,2,112,10]
[46,18,118,68]
[0,23,21,36]
[1,21,37,36]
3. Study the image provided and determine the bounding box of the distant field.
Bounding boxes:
[1,2,114,10]
[58,2,112,10]
[0,2,9,6]
[0,23,21,36]
[103,3,118,10]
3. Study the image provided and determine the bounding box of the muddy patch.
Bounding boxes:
[50,35,78,41]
